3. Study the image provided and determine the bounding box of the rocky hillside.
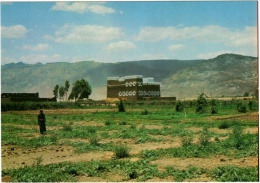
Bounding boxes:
[1,53,257,100]
[161,54,258,98]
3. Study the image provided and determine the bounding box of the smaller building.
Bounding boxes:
[107,75,161,101]
[1,92,56,102]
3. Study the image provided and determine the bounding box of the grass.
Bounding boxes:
[1,100,258,182]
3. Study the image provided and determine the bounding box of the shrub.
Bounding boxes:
[104,120,111,126]
[181,134,194,146]
[195,93,207,114]
[237,102,246,113]
[63,122,73,131]
[119,121,127,125]
[141,109,148,115]
[118,99,126,112]
[218,121,229,129]
[87,127,96,134]
[113,144,130,158]
[89,136,100,146]
[199,126,211,146]
[175,101,184,112]
[230,124,244,149]
[211,165,258,182]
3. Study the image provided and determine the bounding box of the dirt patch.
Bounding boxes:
[130,137,182,154]
[151,156,258,171]
[214,112,258,122]
[1,145,113,170]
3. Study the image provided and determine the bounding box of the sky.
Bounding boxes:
[1,1,258,65]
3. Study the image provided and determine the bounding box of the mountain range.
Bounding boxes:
[1,53,258,100]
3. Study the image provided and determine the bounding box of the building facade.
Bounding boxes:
[107,75,160,100]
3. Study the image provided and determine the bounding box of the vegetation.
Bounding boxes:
[195,93,207,113]
[1,99,258,182]
[118,99,126,112]
[69,78,92,101]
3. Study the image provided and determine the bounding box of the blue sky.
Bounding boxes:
[1,1,258,65]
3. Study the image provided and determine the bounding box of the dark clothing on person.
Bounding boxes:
[38,111,46,134]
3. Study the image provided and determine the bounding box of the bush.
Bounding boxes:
[237,102,246,113]
[113,144,130,158]
[87,127,96,134]
[218,121,229,129]
[175,101,184,112]
[141,109,148,115]
[63,122,73,131]
[181,134,194,146]
[104,120,111,126]
[230,124,244,149]
[195,93,207,114]
[89,136,100,146]
[199,126,211,146]
[119,121,127,125]
[118,99,126,112]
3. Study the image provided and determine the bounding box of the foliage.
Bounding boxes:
[243,91,250,97]
[69,78,92,100]
[175,101,184,112]
[104,120,112,125]
[210,99,218,114]
[118,99,126,112]
[89,136,100,146]
[113,144,130,159]
[218,121,230,129]
[63,122,73,131]
[198,126,211,146]
[165,166,202,181]
[64,80,70,100]
[1,102,82,111]
[211,165,258,182]
[53,84,59,99]
[230,124,244,149]
[195,93,207,114]
[237,102,247,113]
[141,109,148,115]
[180,133,194,146]
[58,85,65,99]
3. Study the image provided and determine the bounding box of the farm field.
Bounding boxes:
[1,101,259,182]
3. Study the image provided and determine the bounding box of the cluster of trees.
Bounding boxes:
[53,79,92,101]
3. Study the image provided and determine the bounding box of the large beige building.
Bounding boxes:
[107,75,160,100]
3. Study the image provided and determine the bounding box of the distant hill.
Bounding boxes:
[1,53,258,100]
[161,54,258,98]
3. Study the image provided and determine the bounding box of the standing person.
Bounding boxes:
[38,109,46,134]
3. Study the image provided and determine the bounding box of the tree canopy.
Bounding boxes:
[69,78,92,100]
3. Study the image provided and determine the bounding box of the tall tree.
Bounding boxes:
[53,85,59,99]
[59,86,65,100]
[64,80,70,101]
[69,78,92,101]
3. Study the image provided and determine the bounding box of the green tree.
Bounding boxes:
[64,80,70,101]
[53,85,59,99]
[196,93,207,114]
[59,86,65,100]
[69,79,92,101]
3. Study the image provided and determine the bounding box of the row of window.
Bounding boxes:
[118,90,160,97]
